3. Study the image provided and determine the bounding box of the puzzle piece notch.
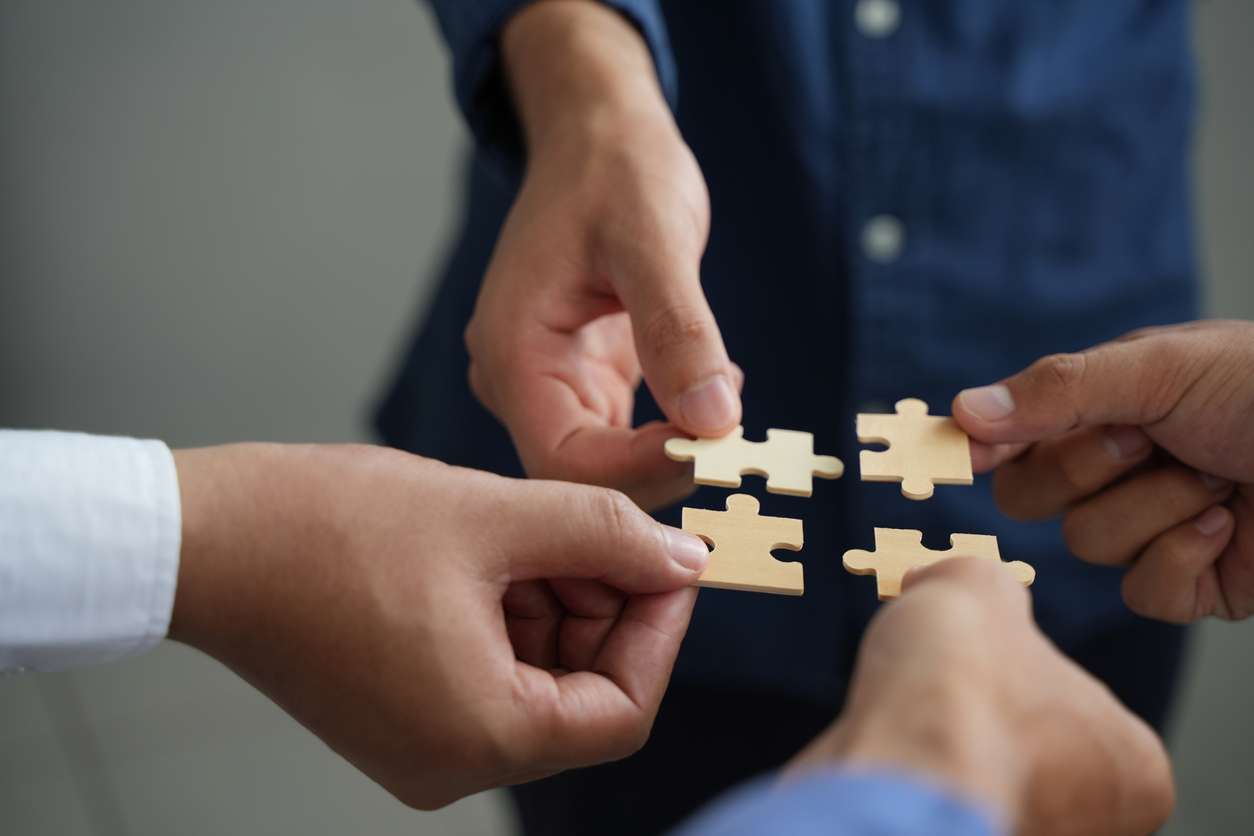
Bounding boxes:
[681,493,805,596]
[842,528,1035,600]
[857,398,973,501]
[665,427,844,497]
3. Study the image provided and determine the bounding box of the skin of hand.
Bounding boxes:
[951,319,1254,623]
[167,443,709,809]
[463,0,742,511]
[789,559,1174,836]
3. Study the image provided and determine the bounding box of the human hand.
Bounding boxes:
[464,1,741,511]
[168,443,708,808]
[789,559,1174,836]
[952,319,1254,622]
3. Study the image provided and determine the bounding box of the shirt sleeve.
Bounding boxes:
[0,430,181,673]
[422,0,678,177]
[671,769,1004,836]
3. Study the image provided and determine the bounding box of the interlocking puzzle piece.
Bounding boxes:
[681,494,805,595]
[665,427,843,497]
[842,528,1035,600]
[857,398,973,500]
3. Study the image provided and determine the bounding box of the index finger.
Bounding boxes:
[952,337,1187,445]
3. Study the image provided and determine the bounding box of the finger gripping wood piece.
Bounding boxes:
[665,427,844,497]
[842,528,1035,600]
[857,398,973,500]
[681,494,804,596]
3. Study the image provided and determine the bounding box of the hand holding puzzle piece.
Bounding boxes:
[843,528,1035,600]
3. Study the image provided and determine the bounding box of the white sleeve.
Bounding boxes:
[0,430,181,673]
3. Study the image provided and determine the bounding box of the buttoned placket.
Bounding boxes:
[842,0,920,415]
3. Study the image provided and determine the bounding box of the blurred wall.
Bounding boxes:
[1,2,1251,834]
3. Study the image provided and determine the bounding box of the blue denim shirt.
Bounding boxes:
[378,1,1197,712]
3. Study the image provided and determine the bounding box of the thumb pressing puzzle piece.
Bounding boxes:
[681,494,805,596]
[857,398,973,500]
[665,427,844,497]
[843,528,1035,600]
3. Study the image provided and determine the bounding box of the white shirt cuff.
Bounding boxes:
[0,430,181,672]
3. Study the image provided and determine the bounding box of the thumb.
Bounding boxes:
[952,339,1187,445]
[492,480,709,592]
[608,243,741,437]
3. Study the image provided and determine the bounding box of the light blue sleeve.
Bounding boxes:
[671,769,1004,836]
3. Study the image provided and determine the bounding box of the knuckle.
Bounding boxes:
[639,303,717,357]
[598,718,652,763]
[462,314,483,358]
[1033,352,1089,423]
[587,486,641,547]
[1055,445,1095,495]
[467,360,486,403]
[395,784,456,812]
[991,467,1037,521]
[617,723,651,759]
[1119,570,1161,622]
[1060,509,1098,563]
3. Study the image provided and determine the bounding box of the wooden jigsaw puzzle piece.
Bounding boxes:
[665,427,843,497]
[665,427,754,488]
[681,493,804,595]
[762,429,844,496]
[857,398,973,500]
[843,528,1035,600]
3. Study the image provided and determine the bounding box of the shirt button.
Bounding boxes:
[861,215,905,263]
[855,0,901,38]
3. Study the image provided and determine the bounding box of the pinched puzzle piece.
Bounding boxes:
[682,494,805,595]
[665,427,843,497]
[857,398,973,500]
[842,528,1035,600]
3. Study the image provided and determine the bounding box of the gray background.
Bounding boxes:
[1,1,1250,834]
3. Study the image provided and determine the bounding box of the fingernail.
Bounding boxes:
[1200,473,1232,493]
[679,375,738,433]
[664,526,709,572]
[958,384,1015,421]
[1102,426,1151,460]
[1194,505,1230,536]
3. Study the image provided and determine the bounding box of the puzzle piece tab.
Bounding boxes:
[857,398,973,500]
[665,427,843,497]
[842,528,1035,600]
[681,494,804,595]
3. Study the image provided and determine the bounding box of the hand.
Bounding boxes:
[168,443,708,809]
[789,559,1174,836]
[464,1,741,511]
[952,319,1254,622]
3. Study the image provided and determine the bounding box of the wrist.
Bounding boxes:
[803,691,1025,830]
[168,444,308,652]
[502,0,674,153]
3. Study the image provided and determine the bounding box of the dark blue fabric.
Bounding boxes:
[380,1,1196,716]
[672,769,1000,836]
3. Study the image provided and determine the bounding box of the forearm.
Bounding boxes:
[801,707,1019,830]
[501,0,675,151]
[169,443,290,653]
[168,443,361,658]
